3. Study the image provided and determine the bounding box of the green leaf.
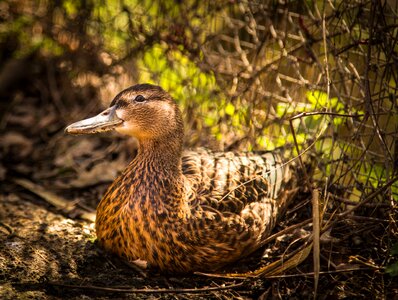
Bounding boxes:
[256,136,268,148]
[225,103,235,116]
[391,243,398,256]
[307,90,328,107]
[386,261,398,277]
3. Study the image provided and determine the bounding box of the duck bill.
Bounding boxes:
[65,105,123,135]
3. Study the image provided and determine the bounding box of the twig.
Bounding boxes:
[363,0,394,164]
[329,214,389,223]
[265,267,374,279]
[336,175,398,219]
[194,272,248,280]
[289,112,324,298]
[13,178,96,223]
[329,194,390,207]
[46,60,66,120]
[289,111,364,120]
[47,281,244,294]
[311,188,320,296]
[321,175,398,233]
[260,218,312,246]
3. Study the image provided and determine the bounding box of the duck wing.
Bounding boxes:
[182,148,298,214]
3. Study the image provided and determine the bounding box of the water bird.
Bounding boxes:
[66,84,303,273]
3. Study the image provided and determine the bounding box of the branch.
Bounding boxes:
[46,281,244,294]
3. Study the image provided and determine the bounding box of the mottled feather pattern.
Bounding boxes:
[96,148,297,273]
[182,148,290,208]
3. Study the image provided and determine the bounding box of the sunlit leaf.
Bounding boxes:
[225,103,235,116]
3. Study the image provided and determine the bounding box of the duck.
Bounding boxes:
[65,83,301,273]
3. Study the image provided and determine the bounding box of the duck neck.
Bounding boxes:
[134,134,183,178]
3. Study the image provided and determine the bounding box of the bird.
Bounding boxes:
[65,83,303,273]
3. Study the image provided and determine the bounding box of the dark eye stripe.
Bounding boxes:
[116,99,129,108]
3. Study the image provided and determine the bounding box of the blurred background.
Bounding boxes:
[0,0,397,298]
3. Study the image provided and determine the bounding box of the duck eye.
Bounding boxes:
[134,95,146,103]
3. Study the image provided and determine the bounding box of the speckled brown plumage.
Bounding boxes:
[66,84,300,273]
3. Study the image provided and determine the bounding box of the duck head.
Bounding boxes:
[65,84,184,141]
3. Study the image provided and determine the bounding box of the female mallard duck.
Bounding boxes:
[66,84,300,273]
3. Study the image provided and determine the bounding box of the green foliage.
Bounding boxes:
[90,1,132,56]
[276,90,363,129]
[273,90,343,150]
[393,184,398,202]
[0,13,36,57]
[138,43,219,106]
[306,90,345,126]
[62,0,79,17]
[386,262,398,276]
[390,242,398,255]
[0,1,69,58]
[386,243,398,276]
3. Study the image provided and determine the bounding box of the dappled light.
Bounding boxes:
[1,0,397,298]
